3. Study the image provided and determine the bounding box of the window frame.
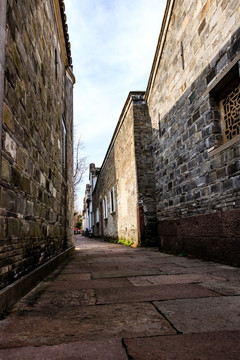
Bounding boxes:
[109,186,116,214]
[103,196,108,219]
[62,116,67,177]
[96,207,99,223]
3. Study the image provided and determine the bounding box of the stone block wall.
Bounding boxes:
[146,0,240,265]
[92,93,138,244]
[133,97,158,246]
[0,0,74,289]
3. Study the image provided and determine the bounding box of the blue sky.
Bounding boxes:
[64,0,167,210]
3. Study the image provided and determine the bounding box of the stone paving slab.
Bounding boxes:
[56,273,91,281]
[199,280,240,295]
[0,339,128,360]
[96,283,218,304]
[154,296,240,333]
[92,269,163,279]
[116,263,165,271]
[0,303,175,348]
[62,262,91,269]
[61,268,92,274]
[157,263,227,274]
[50,278,132,290]
[207,268,240,281]
[90,263,119,271]
[79,256,146,264]
[127,273,221,286]
[16,288,96,309]
[124,331,240,360]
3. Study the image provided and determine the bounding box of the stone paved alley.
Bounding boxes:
[0,236,240,359]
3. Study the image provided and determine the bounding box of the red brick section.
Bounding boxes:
[158,209,240,266]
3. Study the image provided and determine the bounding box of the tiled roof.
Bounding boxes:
[59,0,72,67]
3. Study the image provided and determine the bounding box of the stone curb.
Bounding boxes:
[0,245,75,314]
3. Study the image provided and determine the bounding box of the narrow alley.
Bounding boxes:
[0,236,240,359]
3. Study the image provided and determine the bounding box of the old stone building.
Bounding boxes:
[0,0,75,308]
[90,0,240,265]
[91,92,157,247]
[147,0,240,266]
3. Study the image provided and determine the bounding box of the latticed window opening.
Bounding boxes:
[220,83,240,143]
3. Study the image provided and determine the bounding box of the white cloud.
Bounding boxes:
[64,0,167,206]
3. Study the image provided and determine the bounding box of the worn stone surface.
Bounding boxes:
[0,236,239,358]
[0,339,129,360]
[56,273,91,281]
[92,268,162,279]
[128,273,220,286]
[96,283,218,304]
[199,280,240,296]
[50,278,132,290]
[0,302,175,348]
[125,331,240,360]
[154,296,240,333]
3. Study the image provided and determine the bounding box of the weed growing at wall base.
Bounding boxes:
[107,238,134,247]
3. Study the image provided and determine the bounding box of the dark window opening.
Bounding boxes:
[55,49,58,79]
[62,117,67,177]
[158,113,162,138]
[180,41,184,70]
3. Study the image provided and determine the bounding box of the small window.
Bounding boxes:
[103,196,108,219]
[208,58,240,149]
[96,208,99,223]
[109,187,116,213]
[220,83,240,143]
[55,49,58,79]
[62,117,67,176]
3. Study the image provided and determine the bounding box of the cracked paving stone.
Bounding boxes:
[50,278,132,290]
[0,339,128,360]
[124,331,240,360]
[92,269,163,279]
[127,273,220,286]
[96,283,218,304]
[0,303,176,348]
[199,280,240,295]
[154,296,240,333]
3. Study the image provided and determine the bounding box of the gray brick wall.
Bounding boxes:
[0,0,74,289]
[146,0,240,264]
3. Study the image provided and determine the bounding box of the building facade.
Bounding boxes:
[0,0,75,292]
[91,92,157,247]
[90,0,240,265]
[146,0,240,266]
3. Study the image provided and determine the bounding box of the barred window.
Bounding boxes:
[220,83,240,143]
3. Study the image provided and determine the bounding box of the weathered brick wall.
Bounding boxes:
[92,94,139,244]
[133,98,158,246]
[0,0,74,289]
[146,0,240,265]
